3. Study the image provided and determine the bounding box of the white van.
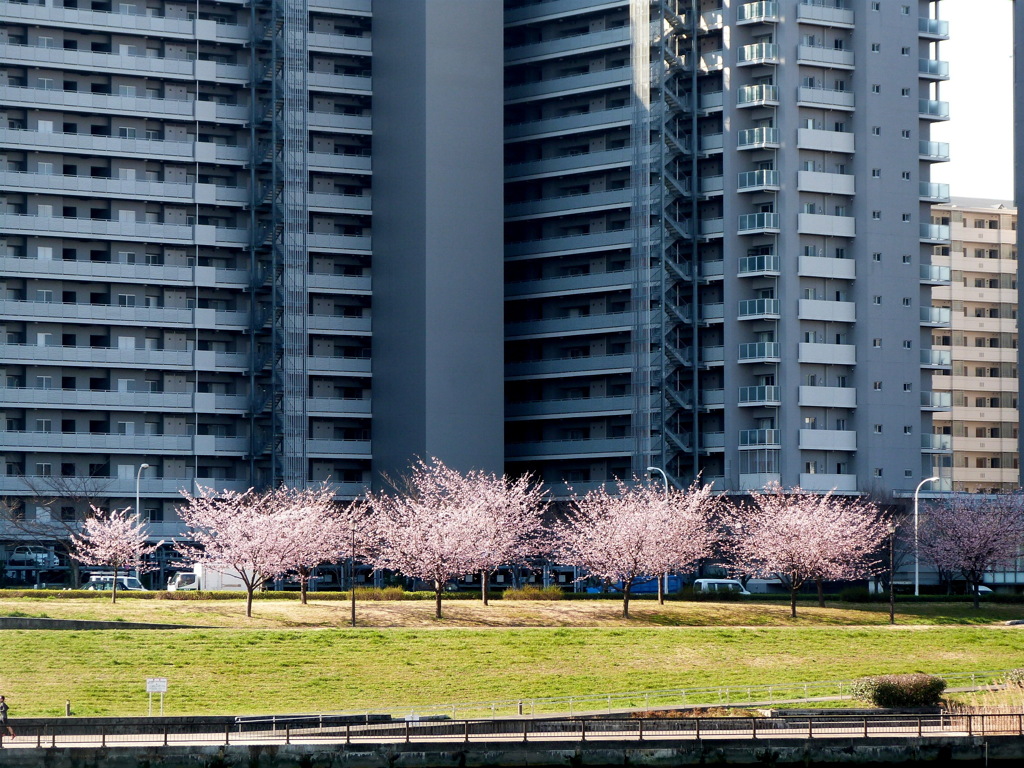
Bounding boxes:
[84,573,148,591]
[693,578,750,595]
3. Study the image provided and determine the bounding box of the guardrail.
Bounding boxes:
[6,711,1024,750]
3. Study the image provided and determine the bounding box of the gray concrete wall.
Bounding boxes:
[371,0,505,484]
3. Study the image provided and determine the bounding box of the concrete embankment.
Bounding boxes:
[2,735,1022,767]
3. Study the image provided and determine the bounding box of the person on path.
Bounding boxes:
[0,696,15,740]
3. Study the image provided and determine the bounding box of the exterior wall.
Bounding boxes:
[932,199,1019,493]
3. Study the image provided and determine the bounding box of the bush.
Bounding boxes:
[503,585,564,601]
[351,586,406,601]
[851,673,946,707]
[838,587,875,603]
[1003,669,1024,689]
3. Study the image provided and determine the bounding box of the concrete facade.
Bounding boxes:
[932,199,1019,494]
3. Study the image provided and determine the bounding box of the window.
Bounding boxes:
[901,47,911,56]
[903,383,913,392]
[872,211,881,220]
[117,294,136,307]
[873,381,882,391]
[902,171,912,180]
[873,296,882,305]
[871,84,881,94]
[36,463,52,476]
[901,5,910,14]
[874,468,883,478]
[904,426,913,435]
[871,126,881,136]
[903,340,913,349]
[903,254,912,264]
[902,129,911,138]
[902,214,912,222]
[873,425,883,434]
[871,43,881,52]
[871,1,880,8]
[872,252,882,262]
[902,88,911,97]
[902,298,912,307]
[873,338,882,347]
[872,168,881,178]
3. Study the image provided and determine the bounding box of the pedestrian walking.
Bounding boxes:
[0,696,15,740]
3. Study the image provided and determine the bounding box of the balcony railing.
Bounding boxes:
[920,223,950,242]
[919,58,950,78]
[737,1,778,22]
[919,182,950,202]
[920,307,952,326]
[919,99,950,120]
[739,429,781,448]
[919,141,950,161]
[921,391,952,410]
[737,127,780,149]
[738,212,781,233]
[922,434,952,451]
[737,42,779,64]
[919,16,950,38]
[738,254,780,276]
[921,349,952,367]
[737,298,781,319]
[738,386,782,405]
[920,264,952,283]
[737,170,780,191]
[737,84,779,106]
[738,342,781,362]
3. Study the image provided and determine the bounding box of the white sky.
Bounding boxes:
[929,0,1015,202]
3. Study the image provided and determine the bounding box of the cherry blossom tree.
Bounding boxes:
[177,486,296,618]
[465,470,549,605]
[724,485,885,617]
[69,505,159,603]
[920,493,1024,608]
[369,458,495,619]
[551,479,719,618]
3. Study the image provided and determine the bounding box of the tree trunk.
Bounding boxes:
[69,559,81,589]
[657,574,665,605]
[481,569,489,606]
[972,582,981,610]
[111,563,119,604]
[789,587,798,618]
[622,583,631,619]
[889,532,896,625]
[299,567,309,605]
[434,581,443,620]
[246,587,254,618]
[816,578,825,608]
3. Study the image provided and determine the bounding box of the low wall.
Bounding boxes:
[1,735,1021,767]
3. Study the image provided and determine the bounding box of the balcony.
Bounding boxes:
[701,389,725,410]
[307,72,372,95]
[307,152,372,174]
[797,170,855,196]
[737,1,778,23]
[737,127,780,150]
[0,85,248,123]
[307,314,372,334]
[0,214,247,247]
[505,437,633,460]
[798,255,855,280]
[306,356,372,375]
[799,429,856,452]
[306,32,372,54]
[505,67,631,104]
[0,386,199,412]
[920,264,952,284]
[738,298,781,320]
[699,133,725,155]
[505,106,632,143]
[701,303,726,324]
[701,433,725,452]
[798,343,856,365]
[504,188,632,220]
[738,254,781,276]
[919,58,950,80]
[0,128,247,165]
[921,391,952,411]
[700,346,725,366]
[504,26,630,65]
[699,91,724,112]
[922,434,952,452]
[0,171,248,206]
[737,42,780,66]
[797,87,854,111]
[505,354,631,379]
[797,127,855,154]
[737,84,779,108]
[796,46,855,69]
[919,99,950,120]
[919,182,951,202]
[504,0,623,24]
[700,218,725,239]
[506,396,633,420]
[921,349,952,368]
[739,429,781,448]
[505,311,633,339]
[738,386,781,407]
[305,439,371,458]
[699,260,725,281]
[798,213,855,238]
[306,398,372,417]
[740,473,781,491]
[920,223,950,243]
[505,269,631,299]
[919,16,950,40]
[798,386,856,409]
[0,431,199,454]
[737,170,780,192]
[307,112,372,134]
[505,229,634,258]
[919,141,950,162]
[798,299,855,323]
[920,307,952,327]
[797,1,854,26]
[738,212,781,234]
[505,147,631,180]
[738,342,781,363]
[799,474,857,493]
[0,298,209,328]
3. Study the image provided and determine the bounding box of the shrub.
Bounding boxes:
[851,673,946,707]
[838,587,875,603]
[351,586,406,601]
[1004,669,1024,689]
[503,585,564,601]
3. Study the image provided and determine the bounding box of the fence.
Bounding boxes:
[6,712,1024,750]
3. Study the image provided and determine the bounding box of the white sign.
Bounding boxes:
[146,678,168,693]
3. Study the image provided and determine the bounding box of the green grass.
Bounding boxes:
[3,624,1024,718]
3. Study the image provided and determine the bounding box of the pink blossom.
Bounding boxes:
[69,505,159,603]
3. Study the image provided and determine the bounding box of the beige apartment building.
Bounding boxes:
[931,199,1019,492]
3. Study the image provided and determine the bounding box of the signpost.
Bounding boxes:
[146,677,168,716]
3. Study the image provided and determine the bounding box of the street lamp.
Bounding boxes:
[646,466,669,501]
[913,475,940,596]
[135,463,150,527]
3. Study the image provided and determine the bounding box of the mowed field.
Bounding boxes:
[2,596,1023,718]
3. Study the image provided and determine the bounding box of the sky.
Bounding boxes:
[929,0,1015,202]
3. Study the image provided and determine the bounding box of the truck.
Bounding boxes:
[167,564,250,592]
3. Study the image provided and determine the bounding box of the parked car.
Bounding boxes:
[7,545,59,568]
[693,578,751,596]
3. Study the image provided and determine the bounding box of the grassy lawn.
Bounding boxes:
[1,597,1022,718]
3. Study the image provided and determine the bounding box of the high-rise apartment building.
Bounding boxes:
[504,0,951,496]
[0,0,950,547]
[931,199,1019,493]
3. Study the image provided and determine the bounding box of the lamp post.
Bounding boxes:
[135,463,150,527]
[646,466,669,501]
[913,475,940,596]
